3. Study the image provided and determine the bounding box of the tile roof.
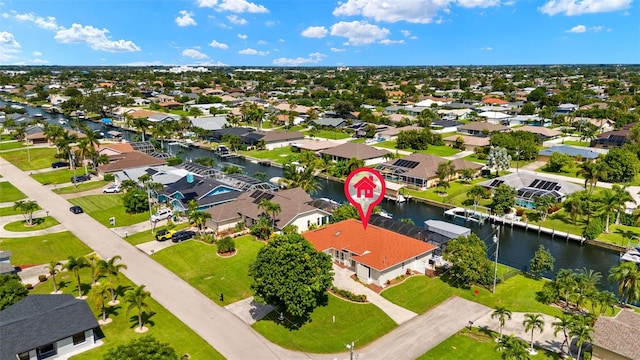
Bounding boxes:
[458,122,510,132]
[99,151,167,173]
[97,142,135,154]
[516,125,561,138]
[319,142,390,161]
[593,310,640,359]
[538,145,601,159]
[482,97,508,105]
[164,176,242,207]
[379,153,483,181]
[303,219,437,271]
[0,295,99,359]
[290,139,341,151]
[443,134,490,147]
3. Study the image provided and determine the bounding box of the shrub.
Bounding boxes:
[234,222,246,232]
[25,284,33,290]
[217,236,235,254]
[516,209,525,216]
[38,274,47,282]
[166,157,183,166]
[103,173,115,181]
[583,217,605,240]
[330,286,367,303]
[547,205,561,214]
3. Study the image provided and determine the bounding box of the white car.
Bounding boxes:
[151,208,173,222]
[102,184,121,193]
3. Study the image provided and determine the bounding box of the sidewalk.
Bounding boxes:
[332,264,417,325]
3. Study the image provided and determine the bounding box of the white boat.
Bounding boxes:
[58,118,67,125]
[377,208,393,219]
[396,194,406,203]
[621,247,640,264]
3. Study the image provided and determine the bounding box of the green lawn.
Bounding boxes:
[404,178,489,207]
[4,216,59,232]
[31,167,88,185]
[463,153,487,164]
[0,147,59,170]
[68,194,150,227]
[0,181,27,202]
[0,231,92,265]
[52,180,112,194]
[31,269,224,360]
[597,224,640,247]
[381,273,562,317]
[0,141,26,150]
[303,129,352,140]
[123,223,191,245]
[418,327,561,360]
[376,140,462,157]
[154,235,263,304]
[239,146,297,164]
[253,294,397,353]
[563,140,590,147]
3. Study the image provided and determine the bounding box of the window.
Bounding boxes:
[36,343,56,359]
[18,352,29,360]
[307,220,311,227]
[317,217,320,225]
[73,332,86,346]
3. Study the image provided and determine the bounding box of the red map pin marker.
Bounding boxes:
[344,168,386,230]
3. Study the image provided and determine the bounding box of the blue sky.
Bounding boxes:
[0,0,637,66]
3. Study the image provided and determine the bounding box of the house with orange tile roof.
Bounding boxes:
[303,219,437,287]
[482,97,508,106]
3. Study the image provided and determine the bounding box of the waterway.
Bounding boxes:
[6,100,623,290]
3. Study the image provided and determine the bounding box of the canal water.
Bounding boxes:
[9,101,622,289]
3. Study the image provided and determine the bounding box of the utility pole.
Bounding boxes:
[346,342,355,360]
[492,229,500,293]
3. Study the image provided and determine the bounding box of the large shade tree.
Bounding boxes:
[443,233,493,286]
[250,233,333,318]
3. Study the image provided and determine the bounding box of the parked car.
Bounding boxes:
[71,175,90,183]
[51,161,70,169]
[150,208,173,222]
[69,205,83,214]
[155,229,176,241]
[171,230,196,243]
[102,184,121,193]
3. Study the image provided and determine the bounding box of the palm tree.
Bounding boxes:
[97,255,127,304]
[189,210,212,238]
[258,198,281,228]
[612,185,635,225]
[578,160,607,194]
[92,281,114,324]
[522,313,544,352]
[13,199,38,226]
[345,157,365,173]
[56,131,78,161]
[594,290,617,316]
[609,261,640,305]
[563,193,582,225]
[491,306,512,340]
[85,253,102,286]
[467,185,489,211]
[132,117,149,142]
[552,315,573,357]
[499,335,530,360]
[570,319,593,360]
[64,255,89,298]
[47,260,61,294]
[598,188,618,233]
[43,123,64,150]
[574,268,601,310]
[556,269,577,308]
[125,284,152,331]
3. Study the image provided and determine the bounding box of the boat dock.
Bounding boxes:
[444,207,490,224]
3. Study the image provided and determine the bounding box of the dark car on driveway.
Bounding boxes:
[171,230,196,243]
[71,175,90,183]
[69,205,83,214]
[52,161,70,169]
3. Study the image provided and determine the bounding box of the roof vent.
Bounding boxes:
[334,231,341,237]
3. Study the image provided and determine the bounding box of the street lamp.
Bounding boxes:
[346,342,355,360]
[515,147,522,173]
[492,228,500,293]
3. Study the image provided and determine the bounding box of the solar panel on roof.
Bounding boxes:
[530,179,539,188]
[392,159,420,169]
[489,179,504,187]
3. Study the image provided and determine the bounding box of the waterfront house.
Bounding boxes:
[592,310,640,360]
[319,142,390,166]
[376,153,483,189]
[537,145,605,161]
[241,130,305,150]
[112,165,189,187]
[160,173,242,212]
[290,139,341,152]
[303,219,438,287]
[312,118,348,129]
[190,116,229,131]
[97,151,167,176]
[147,113,180,123]
[209,127,254,142]
[205,187,331,233]
[0,295,101,360]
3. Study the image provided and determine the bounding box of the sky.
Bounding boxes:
[0,0,638,67]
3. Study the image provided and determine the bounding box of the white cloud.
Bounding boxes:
[31,58,49,64]
[182,48,209,59]
[330,47,346,52]
[591,25,603,32]
[227,14,247,25]
[379,39,405,45]
[301,26,328,38]
[481,46,493,51]
[330,21,390,46]
[238,48,269,55]
[334,0,479,24]
[13,12,60,30]
[175,10,197,27]
[539,0,632,15]
[1,13,8,19]
[0,31,20,62]
[209,40,229,49]
[400,30,411,37]
[238,33,248,39]
[257,40,267,45]
[54,24,141,52]
[273,52,326,66]
[197,0,269,13]
[278,38,285,43]
[32,51,42,56]
[265,20,278,27]
[567,24,586,33]
[198,60,228,66]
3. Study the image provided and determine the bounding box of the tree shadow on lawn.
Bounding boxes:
[103,304,122,319]
[439,272,474,290]
[614,228,640,246]
[128,311,157,330]
[57,280,71,290]
[260,294,329,330]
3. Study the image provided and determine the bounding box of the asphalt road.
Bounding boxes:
[1,157,492,359]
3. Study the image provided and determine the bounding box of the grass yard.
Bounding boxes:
[563,140,590,147]
[0,231,92,265]
[0,181,27,202]
[123,222,191,245]
[30,269,224,360]
[0,147,58,170]
[463,153,487,164]
[4,216,59,232]
[239,146,297,164]
[68,194,150,227]
[154,235,263,304]
[31,167,88,185]
[376,140,462,157]
[381,273,562,318]
[403,178,489,207]
[597,224,640,247]
[418,328,561,360]
[52,180,112,194]
[303,129,352,140]
[0,141,26,150]
[253,294,397,353]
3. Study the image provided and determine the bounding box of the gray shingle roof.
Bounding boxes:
[593,310,640,359]
[0,295,99,359]
[319,142,390,161]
